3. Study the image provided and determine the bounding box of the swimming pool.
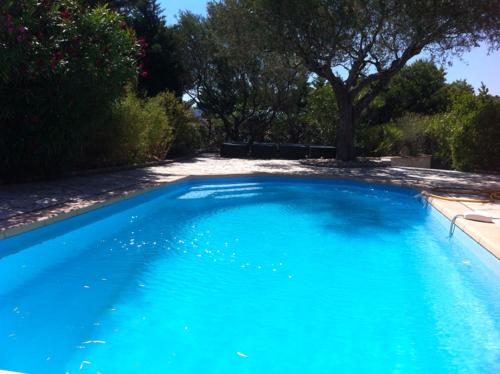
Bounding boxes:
[0,177,499,373]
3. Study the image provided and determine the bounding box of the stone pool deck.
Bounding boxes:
[1,154,499,258]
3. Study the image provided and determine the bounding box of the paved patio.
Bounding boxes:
[1,154,499,258]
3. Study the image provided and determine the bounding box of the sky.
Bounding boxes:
[160,0,500,95]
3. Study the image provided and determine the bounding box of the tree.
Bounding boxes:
[129,0,184,96]
[303,78,338,145]
[365,60,448,126]
[176,2,308,142]
[84,0,184,96]
[451,101,500,171]
[253,0,500,160]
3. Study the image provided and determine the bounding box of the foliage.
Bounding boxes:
[0,0,139,178]
[365,60,448,126]
[303,78,338,145]
[83,0,185,97]
[420,83,478,168]
[176,2,309,143]
[105,90,199,163]
[159,91,201,156]
[450,101,500,172]
[253,0,500,160]
[357,80,500,172]
[98,89,174,164]
[168,121,204,156]
[128,0,184,96]
[357,114,430,157]
[375,114,431,157]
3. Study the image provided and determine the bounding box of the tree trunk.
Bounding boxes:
[335,94,358,161]
[233,121,241,141]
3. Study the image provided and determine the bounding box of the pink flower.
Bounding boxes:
[140,70,148,78]
[137,37,148,47]
[60,9,71,19]
[52,51,64,61]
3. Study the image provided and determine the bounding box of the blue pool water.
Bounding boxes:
[0,177,499,373]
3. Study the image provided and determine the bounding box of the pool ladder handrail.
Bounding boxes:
[449,214,464,237]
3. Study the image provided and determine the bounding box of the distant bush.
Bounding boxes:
[358,114,431,157]
[108,90,202,160]
[303,78,337,145]
[0,0,139,178]
[160,92,202,156]
[96,90,175,165]
[358,80,500,173]
[450,102,500,172]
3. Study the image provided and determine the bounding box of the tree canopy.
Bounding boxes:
[84,0,184,96]
[176,3,308,142]
[251,0,500,159]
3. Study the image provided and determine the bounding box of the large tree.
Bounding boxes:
[176,3,308,142]
[251,0,499,160]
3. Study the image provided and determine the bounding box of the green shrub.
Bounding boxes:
[424,113,455,168]
[108,90,201,161]
[394,114,432,156]
[450,102,500,172]
[99,90,175,165]
[0,0,139,178]
[362,114,430,157]
[158,92,202,156]
[303,78,337,145]
[356,123,394,156]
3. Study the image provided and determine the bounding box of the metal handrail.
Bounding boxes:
[449,214,464,237]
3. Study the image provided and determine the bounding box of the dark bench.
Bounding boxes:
[250,142,278,159]
[220,142,249,158]
[278,144,309,159]
[309,145,336,159]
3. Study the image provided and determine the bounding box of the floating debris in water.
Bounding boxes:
[236,352,248,358]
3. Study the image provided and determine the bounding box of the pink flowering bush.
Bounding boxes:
[0,0,140,178]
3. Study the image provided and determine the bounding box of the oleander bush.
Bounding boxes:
[0,0,139,178]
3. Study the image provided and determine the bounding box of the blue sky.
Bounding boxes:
[160,0,500,95]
